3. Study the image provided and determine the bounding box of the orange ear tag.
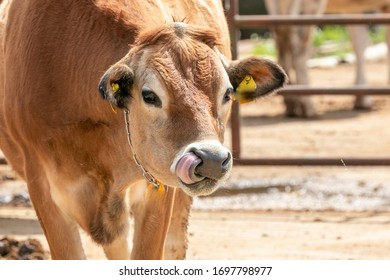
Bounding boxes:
[235,75,257,104]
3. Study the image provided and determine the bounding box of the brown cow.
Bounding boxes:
[0,0,286,259]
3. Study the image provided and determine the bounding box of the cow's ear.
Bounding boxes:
[98,64,134,109]
[227,57,287,104]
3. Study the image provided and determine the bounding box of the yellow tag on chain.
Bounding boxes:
[147,181,166,193]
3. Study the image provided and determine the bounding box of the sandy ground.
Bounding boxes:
[2,207,390,260]
[1,59,390,259]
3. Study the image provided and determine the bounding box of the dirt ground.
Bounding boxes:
[1,60,390,260]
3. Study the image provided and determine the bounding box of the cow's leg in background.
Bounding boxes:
[273,24,317,118]
[265,0,326,118]
[387,26,390,84]
[347,25,373,109]
[288,24,317,118]
[385,7,390,85]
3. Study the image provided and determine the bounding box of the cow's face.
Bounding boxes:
[99,23,286,196]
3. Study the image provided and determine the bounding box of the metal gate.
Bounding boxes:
[226,0,390,166]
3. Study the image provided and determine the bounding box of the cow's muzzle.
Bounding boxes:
[173,141,232,196]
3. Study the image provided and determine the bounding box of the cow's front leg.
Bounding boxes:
[164,189,193,260]
[131,184,176,259]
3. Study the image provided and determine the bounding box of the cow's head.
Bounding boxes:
[99,22,287,196]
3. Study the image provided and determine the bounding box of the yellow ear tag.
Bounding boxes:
[109,83,119,113]
[235,75,257,104]
[111,83,120,92]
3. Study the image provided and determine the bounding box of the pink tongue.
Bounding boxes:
[176,152,202,185]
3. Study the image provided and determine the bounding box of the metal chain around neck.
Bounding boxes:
[124,110,167,192]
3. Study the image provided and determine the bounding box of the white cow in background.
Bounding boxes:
[265,0,390,118]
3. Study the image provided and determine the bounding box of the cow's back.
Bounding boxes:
[326,0,390,13]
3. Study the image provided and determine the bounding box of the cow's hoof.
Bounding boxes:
[354,96,373,110]
[284,96,317,118]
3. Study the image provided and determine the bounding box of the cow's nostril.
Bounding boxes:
[222,152,232,169]
[192,148,232,180]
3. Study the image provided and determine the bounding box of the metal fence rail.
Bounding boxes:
[234,158,390,166]
[234,14,390,28]
[279,86,390,96]
[227,0,390,166]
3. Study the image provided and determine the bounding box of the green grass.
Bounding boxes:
[370,25,386,44]
[313,26,348,46]
[251,39,277,57]
[249,25,386,58]
[313,26,351,58]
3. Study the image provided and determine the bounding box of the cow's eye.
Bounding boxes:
[223,87,234,104]
[142,90,162,107]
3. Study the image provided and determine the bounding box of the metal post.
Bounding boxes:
[227,0,242,159]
